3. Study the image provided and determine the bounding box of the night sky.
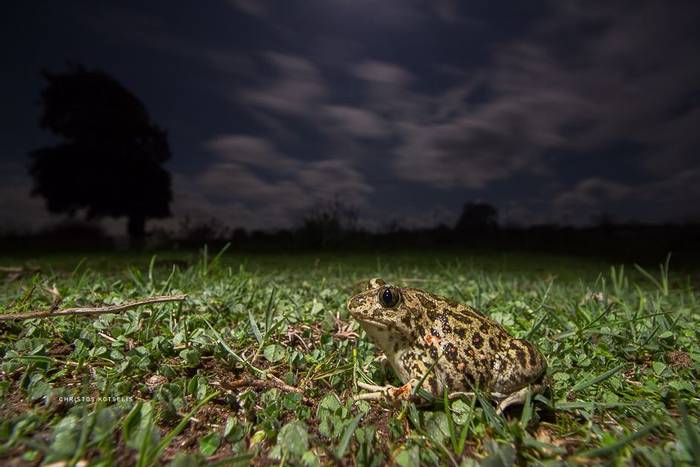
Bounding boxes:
[2,1,699,234]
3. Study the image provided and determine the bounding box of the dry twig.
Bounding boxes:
[333,311,359,340]
[0,294,187,321]
[46,283,63,312]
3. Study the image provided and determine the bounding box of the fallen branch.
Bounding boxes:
[0,294,187,321]
[0,266,40,274]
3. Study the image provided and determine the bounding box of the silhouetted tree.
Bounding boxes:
[28,66,172,246]
[455,201,499,232]
[298,199,359,248]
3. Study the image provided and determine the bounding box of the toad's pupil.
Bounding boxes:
[382,288,394,306]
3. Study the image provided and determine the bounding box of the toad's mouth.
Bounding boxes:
[352,315,391,330]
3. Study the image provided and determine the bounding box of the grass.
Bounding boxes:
[0,247,698,465]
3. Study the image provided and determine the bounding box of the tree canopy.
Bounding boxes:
[29,66,172,242]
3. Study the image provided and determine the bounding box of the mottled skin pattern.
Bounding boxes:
[348,278,547,408]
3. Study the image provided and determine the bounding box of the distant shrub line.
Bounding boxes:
[1,217,699,265]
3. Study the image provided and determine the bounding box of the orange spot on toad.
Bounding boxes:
[424,334,441,346]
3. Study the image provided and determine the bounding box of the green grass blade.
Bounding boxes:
[680,402,700,464]
[69,409,95,466]
[148,390,220,465]
[203,318,265,376]
[556,401,643,411]
[444,391,458,453]
[248,310,263,345]
[577,423,657,458]
[633,263,662,291]
[476,390,504,433]
[520,386,533,426]
[335,413,363,459]
[122,401,143,443]
[264,287,276,331]
[136,409,154,467]
[525,281,552,339]
[456,394,477,456]
[210,242,231,268]
[571,363,625,393]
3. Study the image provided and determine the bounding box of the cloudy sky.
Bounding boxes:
[2,0,699,233]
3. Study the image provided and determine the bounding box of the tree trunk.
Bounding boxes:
[127,214,146,249]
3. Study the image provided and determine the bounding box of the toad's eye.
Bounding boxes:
[379,287,401,308]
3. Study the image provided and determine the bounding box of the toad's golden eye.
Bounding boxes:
[379,287,401,308]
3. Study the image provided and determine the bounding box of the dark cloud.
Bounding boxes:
[352,60,415,85]
[167,134,373,230]
[204,135,298,170]
[379,1,700,222]
[228,0,269,18]
[323,105,391,139]
[239,53,328,115]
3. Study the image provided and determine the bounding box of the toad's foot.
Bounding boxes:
[447,385,546,415]
[354,380,419,402]
[494,384,546,415]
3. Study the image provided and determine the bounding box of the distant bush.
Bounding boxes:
[455,201,499,233]
[296,200,359,248]
[0,221,113,252]
[176,215,231,248]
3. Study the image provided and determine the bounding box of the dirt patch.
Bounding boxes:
[666,350,692,369]
[0,390,33,421]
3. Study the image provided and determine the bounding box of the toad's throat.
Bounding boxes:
[356,319,405,353]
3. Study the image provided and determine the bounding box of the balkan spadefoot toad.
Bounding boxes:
[347,278,547,413]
